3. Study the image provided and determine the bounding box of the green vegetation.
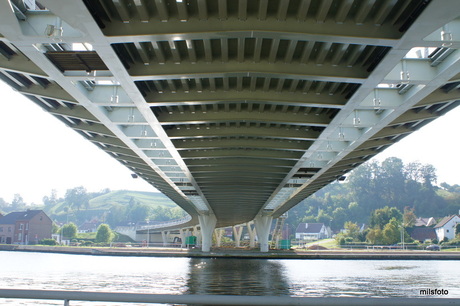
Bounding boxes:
[302,238,338,249]
[285,157,460,236]
[0,189,187,229]
[39,238,58,246]
[1,156,460,249]
[95,224,114,243]
[61,222,77,239]
[42,189,187,228]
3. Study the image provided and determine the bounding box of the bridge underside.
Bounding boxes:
[1,0,460,230]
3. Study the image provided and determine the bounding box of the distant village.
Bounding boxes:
[1,209,459,247]
[295,213,460,244]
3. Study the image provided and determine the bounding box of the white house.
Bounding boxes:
[295,223,331,241]
[434,215,460,241]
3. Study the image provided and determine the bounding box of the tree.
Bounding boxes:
[344,221,361,241]
[380,157,406,209]
[52,223,60,234]
[382,218,401,245]
[61,222,77,239]
[456,223,460,238]
[64,186,89,211]
[403,206,417,227]
[0,197,8,212]
[43,189,58,207]
[11,194,25,211]
[106,204,127,227]
[348,160,382,214]
[331,207,347,231]
[366,228,384,245]
[128,203,151,223]
[420,164,437,188]
[96,224,113,243]
[369,206,402,229]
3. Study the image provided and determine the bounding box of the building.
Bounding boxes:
[406,227,437,243]
[78,220,101,233]
[0,218,14,244]
[414,217,437,227]
[295,223,331,241]
[0,210,52,244]
[434,215,460,241]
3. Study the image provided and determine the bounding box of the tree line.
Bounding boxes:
[285,157,460,235]
[0,187,186,228]
[2,157,459,236]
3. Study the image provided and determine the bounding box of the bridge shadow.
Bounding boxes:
[185,256,290,296]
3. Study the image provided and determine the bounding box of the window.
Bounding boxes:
[447,229,450,233]
[25,223,29,230]
[0,227,3,232]
[8,227,11,232]
[18,233,22,241]
[19,224,23,230]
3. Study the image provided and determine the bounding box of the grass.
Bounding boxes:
[89,190,177,209]
[77,232,96,240]
[47,190,179,217]
[441,247,460,252]
[293,238,339,250]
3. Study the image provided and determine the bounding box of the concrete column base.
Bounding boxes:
[161,231,169,247]
[246,221,256,248]
[254,215,273,252]
[198,214,217,252]
[180,229,186,248]
[232,225,243,247]
[214,228,223,247]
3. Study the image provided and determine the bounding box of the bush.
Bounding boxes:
[39,239,57,246]
[441,238,460,246]
[96,224,114,243]
[61,223,77,239]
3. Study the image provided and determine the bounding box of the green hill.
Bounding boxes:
[45,190,185,226]
[88,190,177,209]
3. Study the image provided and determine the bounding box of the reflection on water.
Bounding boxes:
[283,260,458,297]
[377,265,417,270]
[0,251,459,305]
[186,258,289,296]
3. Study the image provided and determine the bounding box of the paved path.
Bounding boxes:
[1,244,460,260]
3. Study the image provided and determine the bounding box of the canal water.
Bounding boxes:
[0,251,459,305]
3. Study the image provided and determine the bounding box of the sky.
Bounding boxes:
[0,81,459,204]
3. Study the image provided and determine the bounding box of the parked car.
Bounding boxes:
[426,244,440,251]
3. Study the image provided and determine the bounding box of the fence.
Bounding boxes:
[0,289,458,305]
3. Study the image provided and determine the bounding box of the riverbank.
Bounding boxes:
[1,244,460,260]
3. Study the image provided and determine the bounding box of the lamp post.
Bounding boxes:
[400,224,405,250]
[146,219,150,248]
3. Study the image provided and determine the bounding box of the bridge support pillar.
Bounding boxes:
[214,228,223,247]
[161,231,169,247]
[232,225,243,247]
[246,222,256,248]
[194,226,202,245]
[254,215,273,252]
[180,229,186,248]
[198,214,217,252]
